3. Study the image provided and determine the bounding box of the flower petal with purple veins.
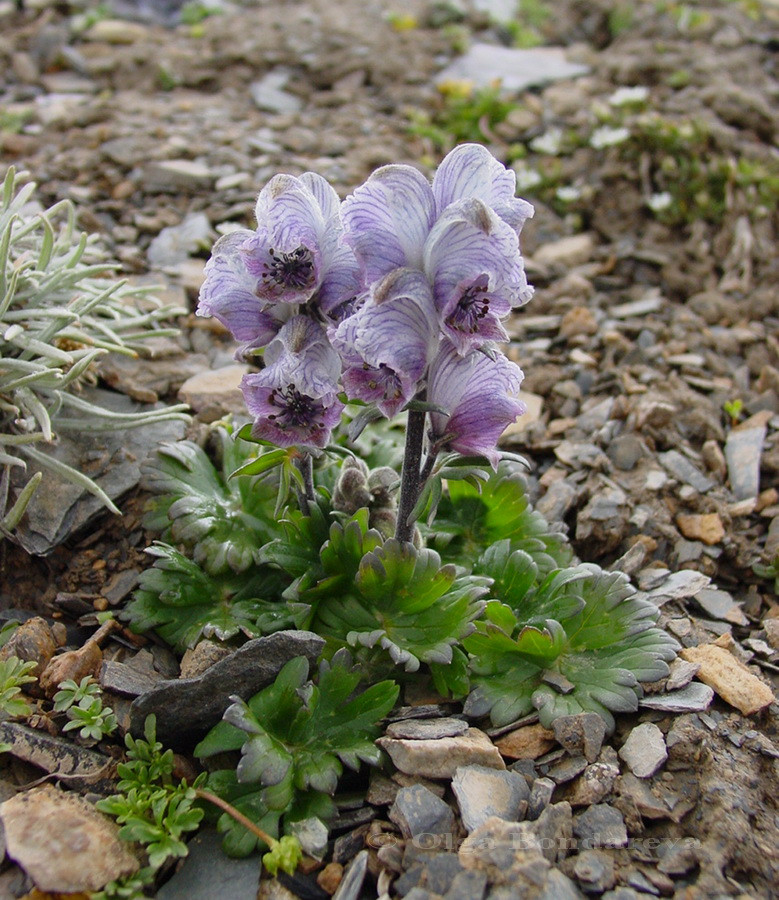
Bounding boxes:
[196,231,290,349]
[264,316,343,399]
[438,273,511,355]
[241,315,344,448]
[424,197,525,310]
[315,219,365,318]
[428,341,526,467]
[432,143,535,233]
[342,165,436,281]
[333,269,438,417]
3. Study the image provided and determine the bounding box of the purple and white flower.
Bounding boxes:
[241,316,344,448]
[333,269,438,418]
[427,341,526,467]
[196,172,361,350]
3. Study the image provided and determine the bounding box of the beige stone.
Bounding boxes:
[763,617,779,650]
[680,645,775,715]
[560,305,598,338]
[377,727,504,779]
[0,785,139,892]
[675,512,725,546]
[495,723,556,760]
[178,364,248,415]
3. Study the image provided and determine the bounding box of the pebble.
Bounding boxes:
[675,512,725,546]
[389,784,454,839]
[664,658,701,691]
[617,773,674,820]
[385,717,469,740]
[458,816,550,887]
[574,849,616,893]
[141,159,215,193]
[573,804,628,848]
[249,69,303,114]
[535,234,596,270]
[494,723,557,760]
[526,776,556,819]
[658,450,715,492]
[379,728,504,779]
[693,588,749,626]
[332,850,368,900]
[83,19,150,43]
[618,723,668,778]
[451,765,530,832]
[564,754,620,807]
[640,682,714,713]
[528,801,573,863]
[147,212,212,268]
[725,412,770,499]
[680,644,775,715]
[0,785,139,892]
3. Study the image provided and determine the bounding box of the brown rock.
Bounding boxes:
[560,305,598,339]
[0,785,139,892]
[680,645,775,715]
[177,365,249,416]
[495,723,556,760]
[317,861,343,894]
[763,618,779,650]
[0,617,57,680]
[377,727,505,778]
[675,513,725,546]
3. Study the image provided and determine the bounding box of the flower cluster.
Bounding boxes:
[197,144,533,460]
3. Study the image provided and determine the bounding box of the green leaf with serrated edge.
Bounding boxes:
[123,543,292,653]
[141,429,282,575]
[465,562,679,731]
[229,448,288,478]
[428,466,573,572]
[430,644,470,698]
[204,769,283,858]
[197,653,397,844]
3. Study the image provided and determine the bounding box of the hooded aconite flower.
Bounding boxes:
[197,172,361,351]
[427,341,526,467]
[240,316,343,448]
[332,269,438,418]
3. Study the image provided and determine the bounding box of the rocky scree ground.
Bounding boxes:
[0,0,778,897]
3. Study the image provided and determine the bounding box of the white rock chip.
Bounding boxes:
[618,723,668,778]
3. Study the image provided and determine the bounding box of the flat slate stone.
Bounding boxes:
[618,723,667,778]
[573,804,628,848]
[129,630,324,748]
[385,717,469,740]
[389,784,454,839]
[157,828,259,900]
[452,765,530,833]
[640,682,714,713]
[434,44,589,93]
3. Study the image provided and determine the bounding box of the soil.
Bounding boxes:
[0,0,778,897]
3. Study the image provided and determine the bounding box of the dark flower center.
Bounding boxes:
[448,283,491,334]
[268,386,325,428]
[262,246,315,292]
[366,363,403,400]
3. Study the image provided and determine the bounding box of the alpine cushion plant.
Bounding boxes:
[118,143,681,878]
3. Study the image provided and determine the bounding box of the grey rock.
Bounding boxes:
[435,44,588,93]
[249,69,303,114]
[157,829,259,900]
[129,630,325,748]
[416,853,465,894]
[147,212,212,268]
[555,440,609,469]
[389,785,454,839]
[694,587,749,625]
[616,773,673,820]
[658,450,714,492]
[535,479,578,524]
[444,869,488,900]
[640,682,714,713]
[547,754,588,784]
[725,418,767,499]
[574,849,616,894]
[565,754,620,807]
[377,727,504,778]
[100,659,163,698]
[289,817,329,861]
[639,569,711,607]
[141,159,214,193]
[458,817,550,887]
[11,388,187,555]
[332,849,368,900]
[573,804,628,848]
[527,776,555,819]
[602,891,642,900]
[537,869,585,899]
[552,714,607,763]
[607,434,646,470]
[618,723,667,778]
[527,801,573,863]
[610,295,664,318]
[452,765,530,833]
[665,658,701,691]
[386,717,469,740]
[625,869,659,894]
